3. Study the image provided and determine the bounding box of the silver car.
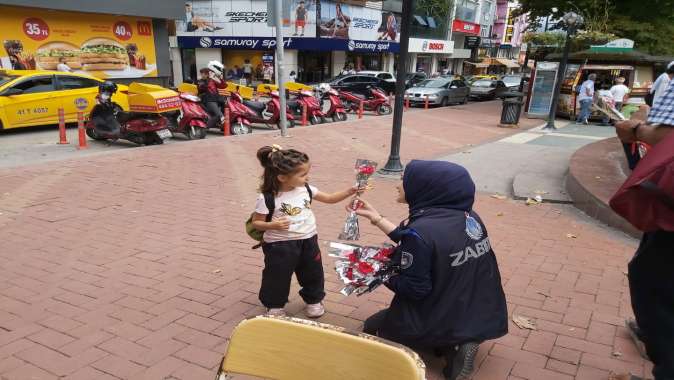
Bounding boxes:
[404,78,470,106]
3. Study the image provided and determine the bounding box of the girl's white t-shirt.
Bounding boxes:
[255,185,318,243]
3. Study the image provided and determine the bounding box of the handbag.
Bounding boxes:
[609,129,674,232]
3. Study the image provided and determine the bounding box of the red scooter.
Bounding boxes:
[288,89,325,124]
[340,86,392,116]
[86,81,173,145]
[240,88,295,130]
[321,88,348,122]
[167,92,209,139]
[223,90,254,135]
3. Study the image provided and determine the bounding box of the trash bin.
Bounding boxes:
[499,92,524,127]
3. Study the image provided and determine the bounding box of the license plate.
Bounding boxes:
[157,129,172,139]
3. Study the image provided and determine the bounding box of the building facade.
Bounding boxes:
[0,0,183,86]
[174,0,402,85]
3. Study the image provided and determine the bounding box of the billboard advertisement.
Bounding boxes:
[0,6,158,78]
[177,0,317,38]
[318,1,400,42]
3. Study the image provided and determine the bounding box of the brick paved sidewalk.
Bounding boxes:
[0,101,648,379]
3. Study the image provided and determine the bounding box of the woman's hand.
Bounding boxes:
[346,197,380,221]
[270,217,291,230]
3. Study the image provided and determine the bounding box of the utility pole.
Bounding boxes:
[379,0,413,174]
[273,0,288,136]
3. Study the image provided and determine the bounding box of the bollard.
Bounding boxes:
[223,106,231,136]
[358,100,364,119]
[57,108,69,144]
[76,111,87,150]
[405,97,410,110]
[301,102,308,126]
[424,95,429,109]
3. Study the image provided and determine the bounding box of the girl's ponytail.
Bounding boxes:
[256,145,309,195]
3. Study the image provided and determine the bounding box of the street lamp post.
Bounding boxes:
[379,0,413,174]
[543,11,582,130]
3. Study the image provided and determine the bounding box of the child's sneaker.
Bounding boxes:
[305,302,325,318]
[266,308,287,317]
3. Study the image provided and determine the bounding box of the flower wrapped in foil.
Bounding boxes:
[338,159,377,241]
[329,242,398,296]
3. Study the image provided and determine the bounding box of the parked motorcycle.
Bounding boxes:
[288,89,325,124]
[237,87,295,130]
[86,81,175,145]
[320,87,348,122]
[339,86,392,116]
[167,92,209,139]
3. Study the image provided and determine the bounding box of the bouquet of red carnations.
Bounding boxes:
[329,242,398,296]
[338,159,377,241]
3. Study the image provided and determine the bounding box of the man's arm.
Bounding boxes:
[615,119,673,146]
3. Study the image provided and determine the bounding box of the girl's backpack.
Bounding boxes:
[245,184,313,249]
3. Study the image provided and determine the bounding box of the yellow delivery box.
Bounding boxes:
[127,82,181,113]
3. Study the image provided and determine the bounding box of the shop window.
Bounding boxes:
[181,49,197,83]
[456,0,478,22]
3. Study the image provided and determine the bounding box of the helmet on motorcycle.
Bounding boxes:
[318,83,331,93]
[99,81,117,94]
[207,61,225,77]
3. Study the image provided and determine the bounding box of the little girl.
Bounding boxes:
[251,145,359,317]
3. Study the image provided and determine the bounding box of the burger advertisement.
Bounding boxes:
[0,6,157,78]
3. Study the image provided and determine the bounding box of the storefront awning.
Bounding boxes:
[495,58,520,68]
[464,61,489,68]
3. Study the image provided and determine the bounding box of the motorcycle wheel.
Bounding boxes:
[86,128,106,141]
[287,119,296,128]
[343,100,354,113]
[309,115,321,125]
[333,112,348,122]
[231,121,251,135]
[143,132,164,145]
[377,104,393,115]
[186,126,206,140]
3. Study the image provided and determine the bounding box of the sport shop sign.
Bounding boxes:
[408,38,454,54]
[177,36,400,52]
[178,0,317,38]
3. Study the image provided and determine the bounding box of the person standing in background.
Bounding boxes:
[610,77,630,110]
[56,57,73,72]
[243,59,253,85]
[576,73,597,125]
[648,61,674,106]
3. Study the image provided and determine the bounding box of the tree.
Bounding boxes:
[514,0,674,55]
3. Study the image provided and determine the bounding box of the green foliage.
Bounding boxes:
[415,0,453,18]
[515,0,674,55]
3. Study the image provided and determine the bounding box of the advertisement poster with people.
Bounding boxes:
[178,0,317,38]
[0,6,158,78]
[318,1,400,42]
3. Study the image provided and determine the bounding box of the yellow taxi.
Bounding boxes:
[0,69,129,130]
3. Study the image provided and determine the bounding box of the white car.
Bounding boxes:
[358,71,396,83]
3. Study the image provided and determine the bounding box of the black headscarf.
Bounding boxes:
[402,160,475,214]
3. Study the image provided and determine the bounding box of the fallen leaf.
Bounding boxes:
[569,327,575,331]
[213,269,222,274]
[595,176,602,179]
[512,314,537,330]
[491,194,507,200]
[608,373,633,380]
[612,351,622,357]
[566,233,577,239]
[534,195,543,203]
[622,270,628,276]
[525,197,541,206]
[496,212,504,217]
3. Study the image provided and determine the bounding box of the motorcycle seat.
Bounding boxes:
[287,99,300,109]
[244,100,266,112]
